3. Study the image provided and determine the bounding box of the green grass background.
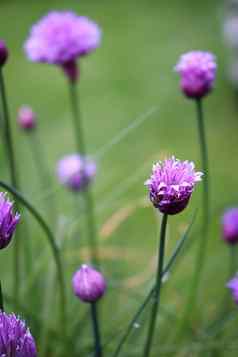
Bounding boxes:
[1,0,238,355]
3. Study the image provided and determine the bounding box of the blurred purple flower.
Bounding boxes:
[17,106,36,131]
[0,192,20,249]
[0,40,8,67]
[24,11,101,82]
[227,275,238,304]
[222,208,238,245]
[175,51,217,99]
[0,312,37,356]
[72,264,106,303]
[145,156,203,215]
[57,154,96,192]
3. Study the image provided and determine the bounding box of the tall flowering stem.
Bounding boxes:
[69,82,99,267]
[0,70,21,300]
[91,303,102,357]
[191,99,210,298]
[0,180,67,335]
[142,214,168,357]
[113,211,197,357]
[175,51,216,311]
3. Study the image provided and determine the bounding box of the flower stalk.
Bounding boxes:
[113,211,196,357]
[142,213,168,357]
[190,99,210,303]
[69,82,99,266]
[91,303,103,357]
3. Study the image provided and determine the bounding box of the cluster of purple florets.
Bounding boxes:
[175,51,217,99]
[24,11,101,65]
[57,154,96,192]
[145,157,203,215]
[0,312,37,357]
[24,11,101,82]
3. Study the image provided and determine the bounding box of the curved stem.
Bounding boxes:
[0,180,67,334]
[68,82,99,267]
[113,212,196,357]
[0,70,20,300]
[142,214,168,357]
[91,303,103,357]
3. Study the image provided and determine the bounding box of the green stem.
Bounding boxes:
[68,82,99,266]
[177,99,210,337]
[191,99,209,298]
[113,211,196,357]
[142,214,168,357]
[0,280,4,311]
[0,180,67,334]
[0,70,20,301]
[91,303,103,357]
[194,98,210,269]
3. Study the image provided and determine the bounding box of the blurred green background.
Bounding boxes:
[1,0,238,356]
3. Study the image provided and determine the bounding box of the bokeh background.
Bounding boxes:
[1,0,238,355]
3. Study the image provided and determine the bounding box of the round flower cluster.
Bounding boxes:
[145,156,203,215]
[57,154,96,192]
[72,264,107,303]
[0,312,37,357]
[24,11,101,65]
[175,51,217,99]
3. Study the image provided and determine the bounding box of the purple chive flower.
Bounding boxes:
[0,311,37,356]
[145,156,203,215]
[57,154,96,192]
[17,106,36,131]
[72,264,107,303]
[24,11,101,82]
[227,275,238,304]
[222,208,238,245]
[0,193,20,249]
[175,51,217,99]
[0,40,8,67]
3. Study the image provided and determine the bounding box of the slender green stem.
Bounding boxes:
[0,180,67,335]
[142,214,168,357]
[90,303,103,357]
[190,100,209,298]
[0,280,4,311]
[0,70,20,301]
[68,82,99,266]
[176,99,210,338]
[193,98,210,280]
[113,212,196,357]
